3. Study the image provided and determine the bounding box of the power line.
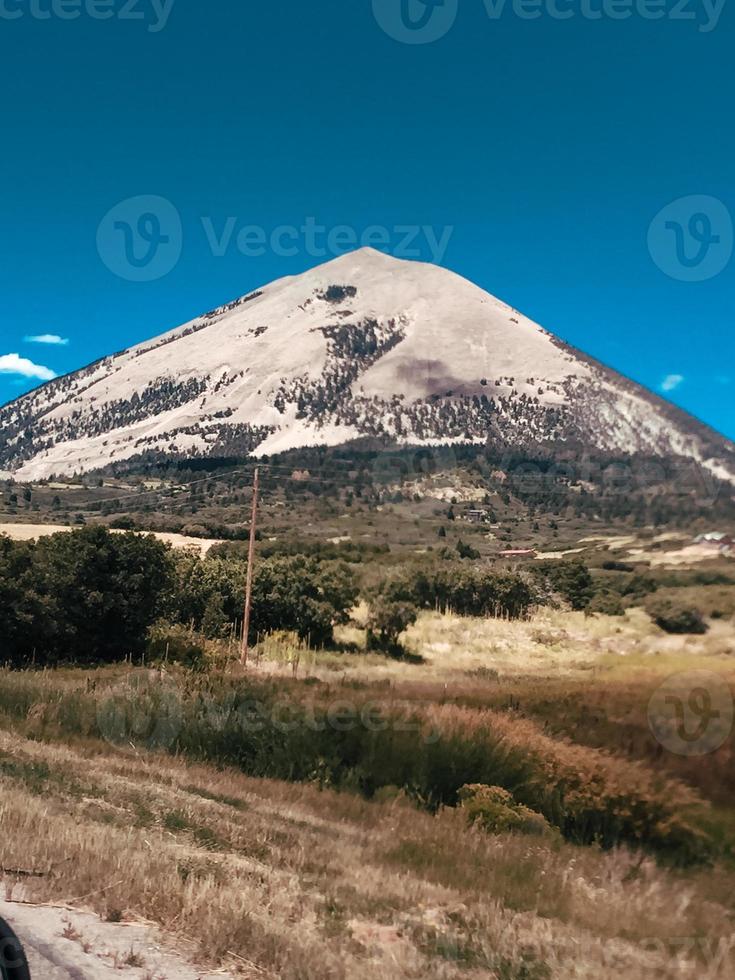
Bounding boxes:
[49,454,395,522]
[85,463,364,509]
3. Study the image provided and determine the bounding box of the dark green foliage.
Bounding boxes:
[379,564,534,620]
[0,535,47,661]
[0,528,355,662]
[172,553,247,637]
[250,555,358,647]
[455,539,480,560]
[616,573,658,600]
[147,622,207,668]
[586,590,625,616]
[601,560,636,572]
[0,527,176,666]
[366,600,418,652]
[646,597,709,635]
[173,551,358,647]
[317,284,358,303]
[533,560,594,611]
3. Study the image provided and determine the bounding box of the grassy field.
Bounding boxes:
[0,605,733,979]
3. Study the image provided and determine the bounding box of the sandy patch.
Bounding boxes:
[534,547,586,560]
[0,524,221,557]
[626,544,733,567]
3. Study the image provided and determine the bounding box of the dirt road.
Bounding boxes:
[0,900,235,979]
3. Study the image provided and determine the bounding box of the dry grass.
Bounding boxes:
[1,727,734,979]
[300,606,735,686]
[0,602,733,978]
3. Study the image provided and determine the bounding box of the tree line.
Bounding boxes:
[0,527,577,668]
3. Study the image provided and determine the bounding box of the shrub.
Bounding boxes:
[458,784,552,837]
[587,590,625,617]
[619,573,658,600]
[532,560,594,610]
[376,564,534,620]
[455,539,480,560]
[601,560,636,572]
[366,600,418,653]
[147,622,206,668]
[645,597,708,635]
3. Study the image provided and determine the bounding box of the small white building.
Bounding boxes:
[694,532,735,553]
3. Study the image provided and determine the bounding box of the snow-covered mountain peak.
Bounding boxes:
[1,250,733,483]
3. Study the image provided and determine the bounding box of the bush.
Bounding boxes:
[646,597,708,635]
[587,590,625,617]
[366,600,418,653]
[455,539,480,560]
[601,560,636,572]
[377,564,534,620]
[147,622,206,668]
[458,784,552,837]
[532,560,594,611]
[618,573,657,600]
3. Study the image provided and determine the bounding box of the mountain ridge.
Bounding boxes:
[1,248,734,483]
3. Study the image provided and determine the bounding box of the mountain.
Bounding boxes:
[1,248,734,483]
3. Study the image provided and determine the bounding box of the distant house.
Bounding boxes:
[500,548,537,559]
[694,532,735,552]
[466,509,488,524]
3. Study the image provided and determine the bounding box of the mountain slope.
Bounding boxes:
[1,248,733,482]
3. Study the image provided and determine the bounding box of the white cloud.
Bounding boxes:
[24,333,69,346]
[660,374,684,393]
[0,353,57,381]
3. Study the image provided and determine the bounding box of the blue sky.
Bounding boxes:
[1,0,733,437]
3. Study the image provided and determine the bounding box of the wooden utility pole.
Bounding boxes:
[240,466,260,666]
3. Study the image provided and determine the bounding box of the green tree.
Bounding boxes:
[0,535,48,665]
[173,553,246,633]
[32,526,176,663]
[533,560,594,611]
[455,538,480,560]
[366,600,418,653]
[249,556,358,647]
